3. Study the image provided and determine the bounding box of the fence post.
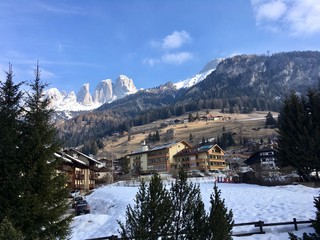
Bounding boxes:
[293,218,298,231]
[258,221,264,233]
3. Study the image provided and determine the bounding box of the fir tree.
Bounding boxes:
[17,63,71,239]
[189,133,193,142]
[202,137,206,146]
[289,194,320,240]
[169,170,207,240]
[0,217,24,240]
[265,111,276,127]
[0,64,24,232]
[188,113,195,122]
[277,89,320,181]
[118,174,172,239]
[155,130,160,141]
[207,183,234,240]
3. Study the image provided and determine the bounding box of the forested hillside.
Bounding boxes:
[58,51,320,149]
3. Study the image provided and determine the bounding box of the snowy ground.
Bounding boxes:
[70,178,319,240]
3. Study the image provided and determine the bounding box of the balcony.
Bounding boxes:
[75,173,85,180]
[75,184,85,190]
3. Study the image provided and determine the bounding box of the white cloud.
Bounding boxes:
[161,52,193,65]
[143,52,193,66]
[144,31,193,66]
[142,58,160,67]
[254,0,287,22]
[161,30,191,50]
[251,0,320,35]
[286,0,320,35]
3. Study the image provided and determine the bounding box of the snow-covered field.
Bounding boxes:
[70,178,319,240]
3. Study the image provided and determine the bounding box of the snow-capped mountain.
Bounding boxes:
[46,88,101,112]
[76,83,93,106]
[45,59,221,114]
[173,58,223,89]
[113,75,137,99]
[93,79,113,104]
[45,74,138,112]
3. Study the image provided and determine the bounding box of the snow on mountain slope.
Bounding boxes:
[44,74,137,112]
[113,75,138,99]
[174,58,223,89]
[46,88,101,112]
[45,59,221,113]
[93,79,113,104]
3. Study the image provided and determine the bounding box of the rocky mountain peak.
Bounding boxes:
[93,79,113,104]
[76,83,93,106]
[199,58,224,73]
[113,75,137,99]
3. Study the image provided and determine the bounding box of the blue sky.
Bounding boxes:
[1,0,320,92]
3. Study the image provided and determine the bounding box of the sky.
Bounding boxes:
[70,179,319,240]
[1,0,320,93]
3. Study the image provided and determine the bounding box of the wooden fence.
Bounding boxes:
[232,218,313,237]
[85,218,313,240]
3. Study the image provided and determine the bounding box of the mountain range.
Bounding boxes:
[57,51,320,148]
[45,59,222,114]
[45,75,138,112]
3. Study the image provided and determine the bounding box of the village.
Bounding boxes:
[55,110,297,194]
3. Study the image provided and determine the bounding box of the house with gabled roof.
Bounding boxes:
[174,144,227,172]
[55,148,101,192]
[244,148,279,170]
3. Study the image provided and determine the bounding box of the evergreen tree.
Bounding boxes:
[195,112,200,120]
[207,183,234,240]
[17,64,71,239]
[169,170,207,240]
[155,130,160,141]
[0,64,24,231]
[202,137,206,146]
[289,194,320,240]
[277,90,320,181]
[188,113,195,122]
[118,174,172,239]
[189,133,193,142]
[0,217,24,240]
[265,111,276,127]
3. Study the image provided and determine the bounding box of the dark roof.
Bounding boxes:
[66,148,101,165]
[55,151,87,166]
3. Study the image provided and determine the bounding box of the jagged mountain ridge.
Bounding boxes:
[183,51,320,105]
[46,59,220,115]
[96,51,320,115]
[45,75,137,112]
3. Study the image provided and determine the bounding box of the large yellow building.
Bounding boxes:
[128,141,227,174]
[128,140,191,174]
[174,144,227,172]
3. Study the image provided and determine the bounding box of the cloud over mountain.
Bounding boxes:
[144,30,193,66]
[251,0,320,35]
